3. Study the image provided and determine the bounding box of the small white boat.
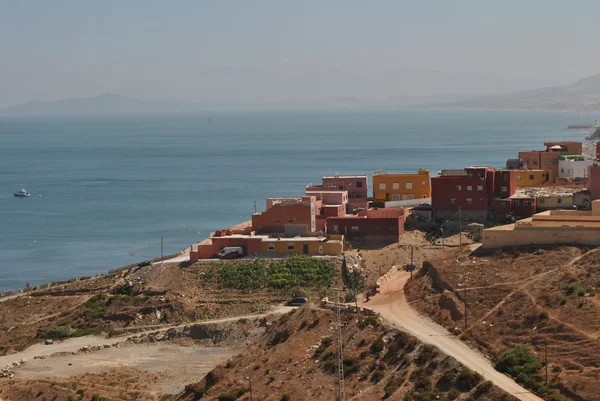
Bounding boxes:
[14,188,31,197]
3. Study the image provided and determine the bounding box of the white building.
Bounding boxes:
[558,158,594,179]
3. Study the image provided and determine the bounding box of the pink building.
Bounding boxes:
[588,164,600,200]
[307,175,369,213]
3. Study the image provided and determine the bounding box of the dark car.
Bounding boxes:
[286,297,308,306]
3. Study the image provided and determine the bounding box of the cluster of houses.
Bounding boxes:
[190,140,600,260]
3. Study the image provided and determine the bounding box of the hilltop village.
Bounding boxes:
[191,140,600,260]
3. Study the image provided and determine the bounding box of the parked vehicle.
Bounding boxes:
[217,246,244,259]
[286,297,308,306]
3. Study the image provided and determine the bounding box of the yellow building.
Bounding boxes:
[482,200,600,249]
[515,170,553,187]
[373,169,431,202]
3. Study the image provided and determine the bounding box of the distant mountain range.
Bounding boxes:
[3,70,600,115]
[431,73,600,111]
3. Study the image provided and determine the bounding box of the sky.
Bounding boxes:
[1,0,600,108]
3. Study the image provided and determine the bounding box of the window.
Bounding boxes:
[450,198,456,204]
[480,198,484,203]
[333,224,339,232]
[561,169,564,173]
[466,198,473,204]
[513,201,520,206]
[529,174,534,180]
[287,219,293,223]
[516,174,521,180]
[379,183,386,190]
[524,158,529,163]
[268,244,275,251]
[356,181,363,188]
[287,244,295,250]
[545,159,551,165]
[422,195,427,198]
[553,159,558,165]
[533,160,538,165]
[456,185,462,191]
[324,182,336,188]
[524,201,532,206]
[392,194,400,201]
[393,183,400,190]
[467,185,473,191]
[408,195,415,200]
[351,226,359,232]
[406,182,413,189]
[557,198,562,204]
[477,185,483,191]
[501,186,507,192]
[339,185,343,190]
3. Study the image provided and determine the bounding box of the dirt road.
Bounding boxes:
[364,269,543,401]
[0,305,291,368]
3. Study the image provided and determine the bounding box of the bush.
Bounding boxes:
[495,344,542,385]
[280,394,291,401]
[456,368,483,390]
[46,326,71,340]
[446,388,461,400]
[370,337,385,354]
[314,337,333,355]
[269,329,290,346]
[184,382,206,398]
[218,393,237,401]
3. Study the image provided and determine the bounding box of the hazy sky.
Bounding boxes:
[2,0,600,107]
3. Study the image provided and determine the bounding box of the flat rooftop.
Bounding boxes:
[512,187,587,198]
[322,175,367,179]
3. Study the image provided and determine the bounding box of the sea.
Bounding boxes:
[0,109,597,291]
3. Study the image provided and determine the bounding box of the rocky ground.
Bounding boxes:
[405,246,600,401]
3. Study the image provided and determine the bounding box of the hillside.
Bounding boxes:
[433,72,600,111]
[173,307,516,401]
[405,246,600,401]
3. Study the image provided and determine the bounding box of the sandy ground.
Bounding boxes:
[363,269,542,401]
[16,342,236,395]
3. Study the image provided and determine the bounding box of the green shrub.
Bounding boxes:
[280,394,291,401]
[217,392,237,401]
[70,326,107,337]
[370,337,385,354]
[46,326,71,340]
[184,382,206,398]
[495,344,542,385]
[446,388,461,400]
[314,337,333,355]
[456,368,482,390]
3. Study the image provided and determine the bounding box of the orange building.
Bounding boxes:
[372,169,431,202]
[518,142,582,183]
[252,196,319,236]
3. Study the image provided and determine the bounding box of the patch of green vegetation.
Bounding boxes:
[217,392,237,401]
[269,329,290,346]
[44,326,71,340]
[83,294,109,319]
[456,367,482,390]
[218,256,334,291]
[495,344,564,400]
[251,303,268,313]
[370,337,385,354]
[70,326,107,337]
[184,382,206,399]
[314,337,333,356]
[383,375,403,399]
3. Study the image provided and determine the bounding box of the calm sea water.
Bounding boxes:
[0,109,596,290]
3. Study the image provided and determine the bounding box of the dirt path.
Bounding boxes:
[363,270,543,401]
[0,305,291,368]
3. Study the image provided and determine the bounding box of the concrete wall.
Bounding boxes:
[260,239,343,255]
[588,165,600,200]
[482,226,600,249]
[385,197,431,208]
[537,195,574,210]
[252,200,316,235]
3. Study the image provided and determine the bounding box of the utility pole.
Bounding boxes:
[161,236,164,267]
[253,200,257,214]
[100,253,103,275]
[410,245,414,281]
[249,376,253,401]
[336,293,345,401]
[459,207,463,251]
[464,286,468,330]
[148,243,151,259]
[545,338,548,386]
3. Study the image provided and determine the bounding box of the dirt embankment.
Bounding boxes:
[405,246,600,401]
[170,307,517,401]
[0,257,342,357]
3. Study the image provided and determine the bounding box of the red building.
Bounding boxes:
[431,167,517,222]
[307,175,369,213]
[326,208,406,243]
[252,196,320,236]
